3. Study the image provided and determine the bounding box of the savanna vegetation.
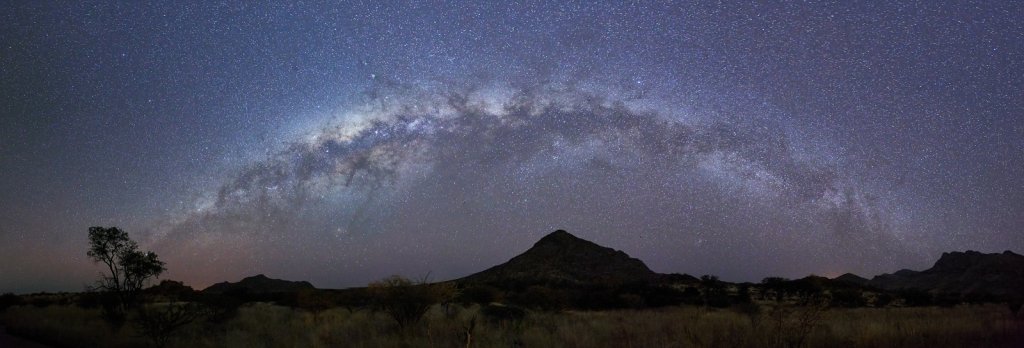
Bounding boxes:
[2,297,1022,347]
[1,226,1022,347]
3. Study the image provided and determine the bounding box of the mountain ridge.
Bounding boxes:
[866,250,1024,300]
[459,230,660,286]
[202,274,315,294]
[193,232,1023,303]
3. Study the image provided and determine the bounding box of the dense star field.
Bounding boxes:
[1,2,1022,293]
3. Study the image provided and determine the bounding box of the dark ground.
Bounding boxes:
[0,326,51,348]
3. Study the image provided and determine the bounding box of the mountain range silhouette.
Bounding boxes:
[199,230,1024,302]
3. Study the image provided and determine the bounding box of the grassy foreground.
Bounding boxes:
[2,303,1022,348]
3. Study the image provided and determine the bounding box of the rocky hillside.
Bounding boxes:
[868,250,1024,300]
[459,230,659,286]
[203,274,315,294]
[833,273,869,286]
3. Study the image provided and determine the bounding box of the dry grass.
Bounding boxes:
[1,305,148,348]
[2,303,1022,347]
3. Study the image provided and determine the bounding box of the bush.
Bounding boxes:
[617,282,686,308]
[367,275,454,328]
[830,289,866,308]
[133,302,208,348]
[735,284,753,304]
[292,289,334,320]
[934,293,962,308]
[899,289,933,307]
[734,302,763,329]
[458,285,502,305]
[76,292,102,309]
[575,287,621,309]
[480,304,526,326]
[31,297,53,308]
[335,289,372,312]
[682,286,703,305]
[701,276,731,308]
[196,293,243,323]
[705,293,732,308]
[0,292,21,311]
[874,292,894,307]
[513,285,570,310]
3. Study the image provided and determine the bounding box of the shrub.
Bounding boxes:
[735,302,763,329]
[1008,301,1022,318]
[513,285,570,310]
[682,286,703,305]
[617,282,686,308]
[735,284,753,304]
[76,291,102,308]
[133,302,208,348]
[874,292,894,307]
[830,288,866,308]
[31,297,53,308]
[196,293,243,323]
[367,275,452,328]
[934,293,962,308]
[899,289,933,307]
[293,289,334,320]
[335,289,372,312]
[480,303,526,326]
[458,284,502,305]
[0,292,21,311]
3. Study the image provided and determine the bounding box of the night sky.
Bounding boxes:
[2,2,1022,293]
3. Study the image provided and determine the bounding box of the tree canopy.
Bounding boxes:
[87,226,165,314]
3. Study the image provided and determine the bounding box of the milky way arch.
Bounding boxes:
[154,83,913,287]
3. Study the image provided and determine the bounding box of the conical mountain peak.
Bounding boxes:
[461,230,657,285]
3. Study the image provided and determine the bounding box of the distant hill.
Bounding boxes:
[868,250,1024,300]
[833,273,869,286]
[144,279,196,298]
[203,274,315,294]
[163,231,1024,313]
[459,230,660,286]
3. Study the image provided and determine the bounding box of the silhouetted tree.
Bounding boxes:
[701,274,730,308]
[294,289,334,321]
[898,289,933,307]
[874,292,894,307]
[934,293,962,307]
[1007,301,1022,318]
[767,296,828,348]
[0,293,21,311]
[735,302,763,329]
[433,282,460,317]
[196,293,243,323]
[682,286,703,305]
[458,284,502,306]
[515,285,571,310]
[134,301,208,348]
[789,277,826,301]
[87,226,166,320]
[761,277,790,302]
[335,289,372,313]
[480,303,526,326]
[830,288,866,308]
[368,275,454,328]
[735,284,753,304]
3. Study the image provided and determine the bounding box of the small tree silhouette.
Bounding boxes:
[0,293,20,311]
[701,275,730,308]
[86,226,166,321]
[134,301,207,348]
[368,275,453,328]
[295,288,334,322]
